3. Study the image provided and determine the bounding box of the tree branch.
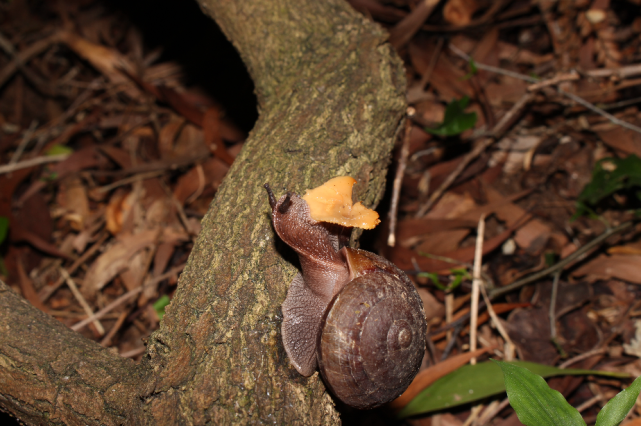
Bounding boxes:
[0,0,406,423]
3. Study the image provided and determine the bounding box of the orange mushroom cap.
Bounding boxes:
[301,176,380,229]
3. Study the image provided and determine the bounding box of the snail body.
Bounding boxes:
[265,181,426,409]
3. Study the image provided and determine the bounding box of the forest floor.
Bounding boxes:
[1,0,641,425]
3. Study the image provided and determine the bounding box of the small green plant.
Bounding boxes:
[44,144,74,156]
[152,294,171,320]
[424,96,477,136]
[0,216,8,246]
[495,360,641,426]
[574,154,641,219]
[461,58,478,81]
[418,267,470,292]
[398,360,628,418]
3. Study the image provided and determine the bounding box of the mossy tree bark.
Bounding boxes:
[0,0,406,424]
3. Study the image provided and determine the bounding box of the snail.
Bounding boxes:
[265,177,427,409]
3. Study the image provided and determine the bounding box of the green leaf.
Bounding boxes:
[45,144,73,156]
[0,216,8,245]
[462,59,478,80]
[596,375,641,426]
[495,360,586,426]
[424,96,477,136]
[152,295,171,320]
[398,360,629,418]
[574,154,641,219]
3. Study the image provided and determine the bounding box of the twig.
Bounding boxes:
[449,43,538,83]
[388,0,440,50]
[549,270,560,340]
[558,347,607,369]
[0,154,69,174]
[479,398,511,426]
[70,264,184,332]
[441,322,464,361]
[479,280,514,351]
[470,214,485,365]
[450,43,641,135]
[415,91,534,217]
[558,88,641,134]
[162,181,196,237]
[489,91,537,139]
[585,62,641,79]
[100,311,128,347]
[119,347,146,359]
[387,118,411,247]
[462,404,484,426]
[59,267,105,335]
[489,221,633,299]
[416,137,490,217]
[527,70,579,91]
[185,163,205,205]
[39,232,109,302]
[445,291,454,342]
[91,152,211,177]
[9,120,38,165]
[0,31,60,94]
[95,170,166,193]
[419,37,444,90]
[576,394,605,413]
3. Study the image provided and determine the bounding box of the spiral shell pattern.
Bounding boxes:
[316,271,427,409]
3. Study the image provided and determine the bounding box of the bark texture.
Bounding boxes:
[0,0,406,424]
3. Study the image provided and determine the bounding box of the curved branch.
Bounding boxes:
[0,0,406,423]
[0,282,150,424]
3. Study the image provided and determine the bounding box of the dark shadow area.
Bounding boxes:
[109,0,258,133]
[0,410,20,426]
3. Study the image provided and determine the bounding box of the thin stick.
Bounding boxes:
[40,232,110,302]
[416,137,490,217]
[9,120,38,165]
[479,280,514,350]
[100,311,128,347]
[549,270,560,339]
[527,70,579,91]
[445,292,454,342]
[0,154,70,175]
[450,43,641,135]
[185,163,205,205]
[470,214,485,364]
[462,404,484,426]
[95,170,165,194]
[415,91,534,217]
[419,37,444,90]
[479,397,511,426]
[119,347,146,359]
[59,267,105,335]
[0,31,60,92]
[576,394,605,413]
[558,347,607,369]
[387,118,412,247]
[71,264,184,332]
[585,62,641,79]
[489,221,633,299]
[558,88,641,134]
[449,43,538,83]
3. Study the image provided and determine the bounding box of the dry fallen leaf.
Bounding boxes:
[572,254,641,285]
[623,320,641,358]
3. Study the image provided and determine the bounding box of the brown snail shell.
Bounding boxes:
[317,269,427,409]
